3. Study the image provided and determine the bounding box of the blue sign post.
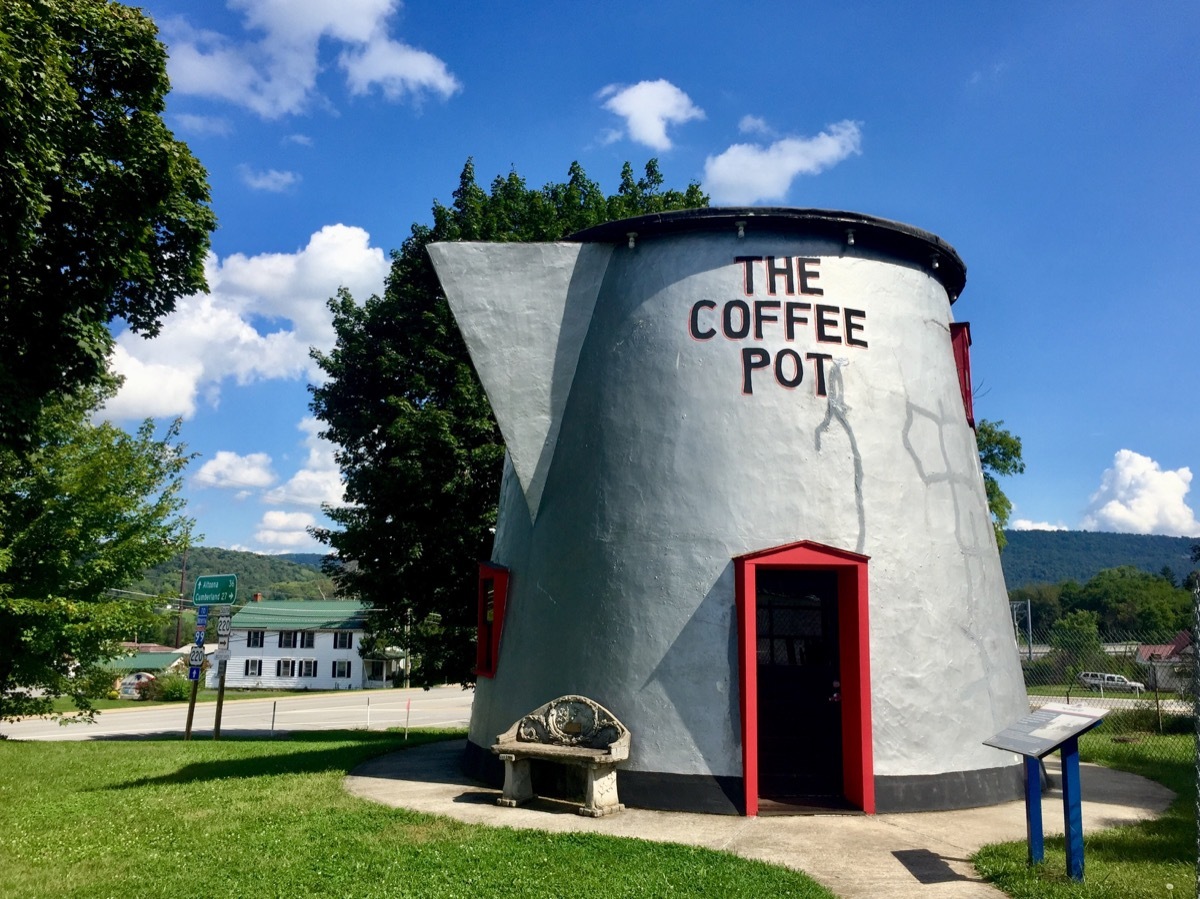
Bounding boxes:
[985,703,1107,882]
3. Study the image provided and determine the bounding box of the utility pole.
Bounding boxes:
[174,538,189,647]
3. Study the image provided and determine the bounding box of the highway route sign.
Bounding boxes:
[192,574,237,607]
[188,645,205,667]
[196,605,209,626]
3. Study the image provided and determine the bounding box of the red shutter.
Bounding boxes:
[476,562,510,677]
[950,322,975,429]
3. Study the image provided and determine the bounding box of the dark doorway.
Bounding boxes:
[755,569,844,803]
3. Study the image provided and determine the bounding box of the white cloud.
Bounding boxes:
[239,165,301,191]
[264,417,345,508]
[703,120,863,204]
[1081,450,1200,537]
[598,79,704,151]
[173,113,232,136]
[1011,519,1069,532]
[340,36,461,101]
[103,224,389,420]
[254,509,318,547]
[195,451,277,490]
[738,115,773,137]
[163,0,459,118]
[284,133,313,146]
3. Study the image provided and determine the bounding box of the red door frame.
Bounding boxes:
[734,540,874,815]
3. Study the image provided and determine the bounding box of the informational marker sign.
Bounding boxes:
[984,703,1107,758]
[188,666,201,681]
[984,702,1107,882]
[192,574,237,607]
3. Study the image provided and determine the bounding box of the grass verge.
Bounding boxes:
[973,732,1194,899]
[0,730,834,899]
[47,688,339,713]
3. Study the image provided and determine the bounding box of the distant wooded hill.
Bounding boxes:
[125,536,1196,604]
[126,546,337,604]
[1001,530,1197,589]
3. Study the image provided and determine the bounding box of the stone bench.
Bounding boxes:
[492,695,630,817]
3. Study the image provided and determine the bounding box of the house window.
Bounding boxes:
[278,631,298,649]
[367,660,385,681]
[333,660,352,679]
[476,563,510,678]
[244,659,262,677]
[247,630,264,648]
[334,631,353,650]
[276,659,296,677]
[299,632,315,649]
[299,659,317,678]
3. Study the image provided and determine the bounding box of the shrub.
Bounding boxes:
[140,674,191,702]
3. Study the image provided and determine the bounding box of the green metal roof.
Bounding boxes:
[105,651,183,672]
[230,600,367,631]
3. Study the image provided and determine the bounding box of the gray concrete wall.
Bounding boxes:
[430,214,1026,799]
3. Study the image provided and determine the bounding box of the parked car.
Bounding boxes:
[1077,671,1144,693]
[118,672,156,699]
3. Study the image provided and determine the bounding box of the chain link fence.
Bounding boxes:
[1017,626,1194,764]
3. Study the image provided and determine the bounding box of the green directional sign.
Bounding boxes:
[192,574,237,607]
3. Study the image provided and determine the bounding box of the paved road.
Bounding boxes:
[1,685,474,741]
[1028,693,1191,715]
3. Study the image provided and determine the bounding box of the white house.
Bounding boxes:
[205,600,396,690]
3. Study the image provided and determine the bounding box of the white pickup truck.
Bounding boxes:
[1078,671,1145,693]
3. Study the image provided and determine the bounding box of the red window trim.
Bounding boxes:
[475,562,510,678]
[950,321,975,429]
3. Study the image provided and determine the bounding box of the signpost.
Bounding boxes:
[185,575,237,740]
[985,703,1108,881]
[213,603,233,740]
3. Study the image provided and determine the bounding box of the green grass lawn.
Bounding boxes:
[973,732,1194,899]
[0,730,834,899]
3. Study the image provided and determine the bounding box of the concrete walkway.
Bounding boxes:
[345,740,1175,899]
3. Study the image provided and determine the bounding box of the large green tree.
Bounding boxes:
[310,159,707,686]
[976,419,1025,550]
[0,383,193,722]
[0,0,215,453]
[1061,565,1191,638]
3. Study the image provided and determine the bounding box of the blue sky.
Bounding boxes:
[105,1,1200,553]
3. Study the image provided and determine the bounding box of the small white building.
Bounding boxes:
[206,600,395,690]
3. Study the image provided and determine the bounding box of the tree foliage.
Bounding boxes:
[975,419,1025,550]
[310,159,707,686]
[1060,565,1191,638]
[0,383,193,722]
[1010,564,1192,641]
[0,0,215,453]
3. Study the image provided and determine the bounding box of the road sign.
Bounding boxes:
[218,633,229,650]
[213,649,230,662]
[192,574,237,607]
[188,666,201,681]
[188,645,205,666]
[196,605,209,625]
[216,616,231,637]
[194,627,206,646]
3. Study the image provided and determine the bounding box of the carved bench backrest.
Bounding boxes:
[506,695,628,750]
